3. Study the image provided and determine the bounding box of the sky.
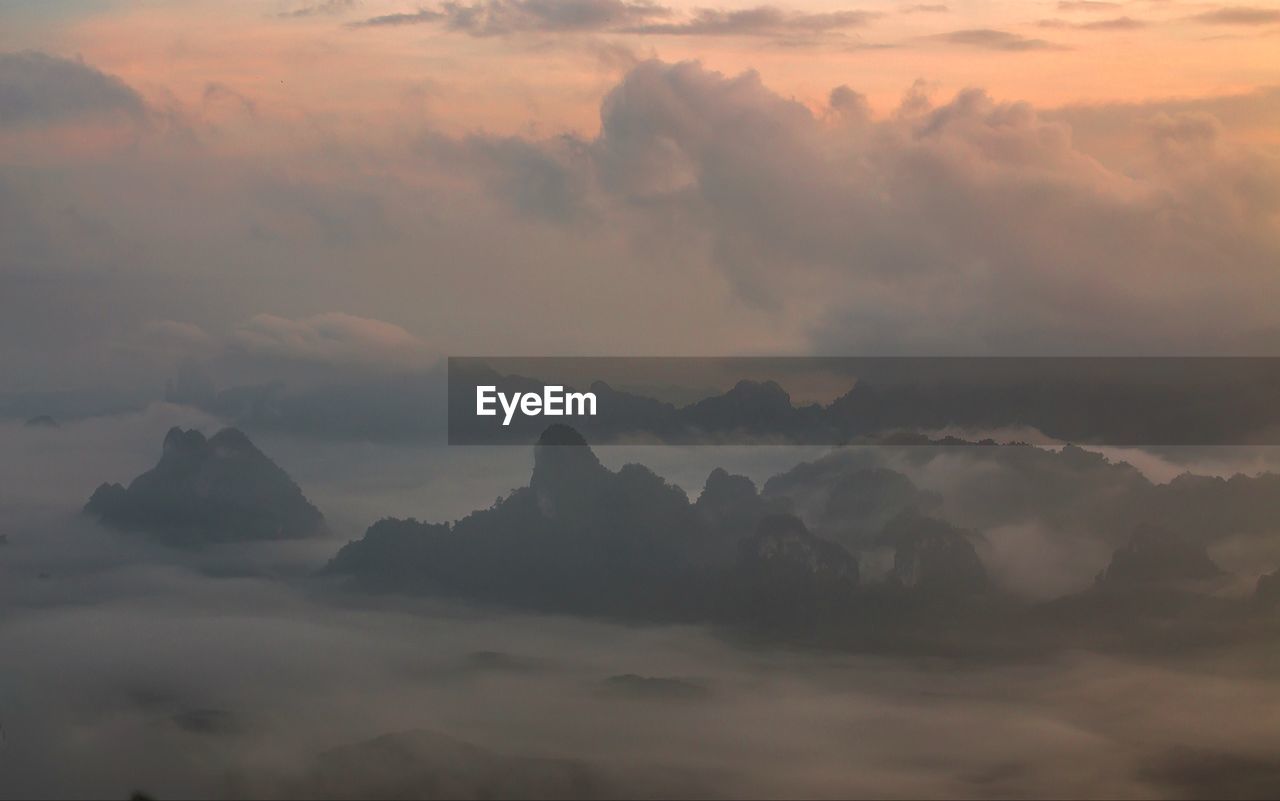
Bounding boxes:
[2,0,1279,403]
[6,8,1280,797]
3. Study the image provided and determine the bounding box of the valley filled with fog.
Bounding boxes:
[4,406,1280,799]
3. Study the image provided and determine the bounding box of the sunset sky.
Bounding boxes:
[6,7,1280,798]
[2,1,1279,400]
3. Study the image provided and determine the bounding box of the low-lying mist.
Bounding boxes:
[3,409,1280,799]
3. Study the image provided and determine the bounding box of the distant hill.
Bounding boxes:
[85,426,324,545]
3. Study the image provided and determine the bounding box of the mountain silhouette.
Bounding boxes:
[85,427,324,545]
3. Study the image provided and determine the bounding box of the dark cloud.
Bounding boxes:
[448,0,673,35]
[347,2,878,38]
[625,6,880,37]
[0,50,146,127]
[932,28,1064,50]
[1191,6,1280,25]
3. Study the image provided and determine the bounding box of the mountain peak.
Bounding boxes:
[537,424,590,448]
[86,426,323,545]
[531,425,607,519]
[163,426,207,452]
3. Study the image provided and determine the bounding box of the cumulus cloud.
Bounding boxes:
[0,51,147,127]
[6,51,1280,400]
[430,60,1280,353]
[417,131,595,222]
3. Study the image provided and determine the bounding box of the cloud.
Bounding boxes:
[229,313,435,369]
[1057,0,1120,10]
[142,320,214,347]
[347,2,878,38]
[7,398,1280,798]
[418,131,594,222]
[11,534,1268,800]
[277,0,360,17]
[202,82,257,116]
[1191,6,1280,25]
[1039,16,1147,30]
[6,51,1280,393]
[931,28,1064,50]
[0,51,146,127]
[349,0,671,33]
[346,8,444,26]
[136,320,218,362]
[625,6,880,37]
[902,4,948,13]
[446,60,1279,352]
[445,0,673,35]
[1048,85,1280,150]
